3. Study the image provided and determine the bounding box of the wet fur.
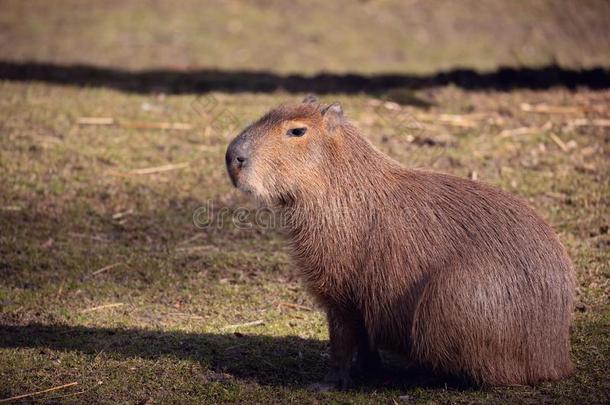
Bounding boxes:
[226,100,575,387]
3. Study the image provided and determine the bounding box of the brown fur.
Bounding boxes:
[225,97,575,389]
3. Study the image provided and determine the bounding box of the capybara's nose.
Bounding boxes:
[225,145,247,168]
[225,137,248,187]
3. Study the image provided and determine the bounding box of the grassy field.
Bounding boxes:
[1,1,609,403]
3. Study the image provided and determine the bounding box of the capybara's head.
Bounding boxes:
[225,96,346,202]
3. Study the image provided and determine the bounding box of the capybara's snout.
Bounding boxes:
[225,134,249,187]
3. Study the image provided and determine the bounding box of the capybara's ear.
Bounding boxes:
[302,94,318,104]
[321,103,344,131]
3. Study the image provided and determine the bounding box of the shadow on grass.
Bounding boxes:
[1,61,609,95]
[0,323,465,391]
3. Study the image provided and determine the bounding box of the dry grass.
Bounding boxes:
[0,1,609,403]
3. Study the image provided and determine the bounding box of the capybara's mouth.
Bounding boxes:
[226,165,240,187]
[227,169,255,195]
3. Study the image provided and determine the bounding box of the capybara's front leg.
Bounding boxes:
[310,307,358,391]
[355,326,380,376]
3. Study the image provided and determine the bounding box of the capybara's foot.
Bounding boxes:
[307,368,352,391]
[307,382,336,392]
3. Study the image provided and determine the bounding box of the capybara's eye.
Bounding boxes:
[287,127,307,137]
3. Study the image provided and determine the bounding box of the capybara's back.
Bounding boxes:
[226,97,575,388]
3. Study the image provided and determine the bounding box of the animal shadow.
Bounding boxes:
[0,323,468,392]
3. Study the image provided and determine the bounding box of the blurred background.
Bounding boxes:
[0,1,609,403]
[1,0,610,73]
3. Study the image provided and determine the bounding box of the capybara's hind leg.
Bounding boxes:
[411,270,529,385]
[411,268,573,385]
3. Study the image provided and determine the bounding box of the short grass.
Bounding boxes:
[1,82,608,403]
[1,0,609,403]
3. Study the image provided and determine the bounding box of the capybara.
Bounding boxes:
[225,96,575,390]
